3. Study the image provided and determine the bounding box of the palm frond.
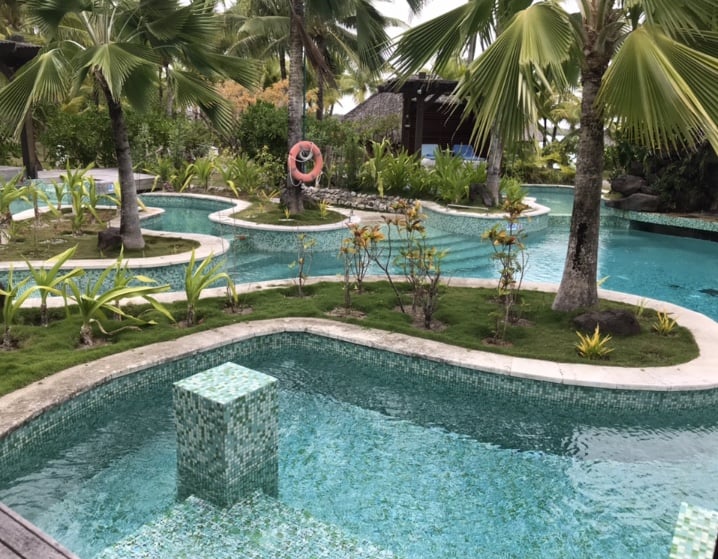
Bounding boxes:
[393,3,487,76]
[25,0,92,34]
[640,0,716,34]
[77,43,156,101]
[0,49,70,136]
[173,70,235,132]
[457,2,574,149]
[598,24,718,153]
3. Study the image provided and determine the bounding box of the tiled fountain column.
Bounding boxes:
[173,362,278,507]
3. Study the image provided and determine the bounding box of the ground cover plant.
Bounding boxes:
[0,282,698,397]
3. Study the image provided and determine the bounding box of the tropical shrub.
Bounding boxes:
[652,311,677,336]
[236,101,288,160]
[184,250,234,327]
[575,326,614,360]
[64,257,173,346]
[0,269,35,349]
[24,246,85,327]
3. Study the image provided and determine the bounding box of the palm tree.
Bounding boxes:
[0,0,259,250]
[392,0,532,207]
[447,0,718,311]
[282,0,425,213]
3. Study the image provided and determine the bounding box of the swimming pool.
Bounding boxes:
[1,334,715,558]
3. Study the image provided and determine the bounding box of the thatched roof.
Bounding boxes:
[341,92,402,121]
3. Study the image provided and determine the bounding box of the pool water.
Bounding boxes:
[1,344,716,558]
[137,191,718,321]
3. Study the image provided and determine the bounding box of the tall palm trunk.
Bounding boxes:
[98,76,145,250]
[552,50,608,311]
[283,0,305,214]
[485,125,502,206]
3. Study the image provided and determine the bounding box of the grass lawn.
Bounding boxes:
[0,209,199,260]
[232,202,345,225]
[0,282,698,397]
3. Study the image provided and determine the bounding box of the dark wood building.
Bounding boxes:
[378,74,483,158]
[0,39,42,179]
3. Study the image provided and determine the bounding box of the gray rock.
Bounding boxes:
[98,227,123,253]
[573,309,642,336]
[611,175,648,197]
[604,193,661,212]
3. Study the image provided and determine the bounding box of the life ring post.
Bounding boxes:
[288,141,324,184]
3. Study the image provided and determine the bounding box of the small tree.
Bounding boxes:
[483,178,530,341]
[289,234,316,297]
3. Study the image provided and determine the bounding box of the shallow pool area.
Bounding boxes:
[1,333,717,558]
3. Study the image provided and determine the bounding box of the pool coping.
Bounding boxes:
[2,277,718,441]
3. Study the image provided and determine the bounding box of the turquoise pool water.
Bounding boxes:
[2,341,716,558]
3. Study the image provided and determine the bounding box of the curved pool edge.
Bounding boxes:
[2,277,718,441]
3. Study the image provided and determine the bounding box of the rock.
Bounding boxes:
[573,309,642,336]
[98,227,123,253]
[604,193,661,212]
[610,175,648,197]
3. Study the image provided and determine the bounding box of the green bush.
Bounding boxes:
[38,104,215,171]
[380,150,428,198]
[236,101,288,160]
[0,126,21,164]
[39,107,116,167]
[427,149,487,204]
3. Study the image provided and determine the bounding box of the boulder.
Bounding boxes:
[573,309,642,336]
[98,227,123,253]
[610,175,648,197]
[604,193,661,212]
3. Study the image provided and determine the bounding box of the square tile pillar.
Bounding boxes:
[669,502,718,559]
[173,362,278,507]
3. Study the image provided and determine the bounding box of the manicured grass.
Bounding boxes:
[0,282,699,397]
[0,210,199,260]
[232,202,345,225]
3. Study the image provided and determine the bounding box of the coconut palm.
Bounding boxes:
[279,0,425,213]
[0,0,260,250]
[413,0,718,312]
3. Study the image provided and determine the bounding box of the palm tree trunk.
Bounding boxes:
[317,80,324,121]
[283,0,305,214]
[552,54,607,312]
[98,76,145,250]
[485,126,503,206]
[279,47,288,80]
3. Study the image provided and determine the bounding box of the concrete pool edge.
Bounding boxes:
[2,277,718,441]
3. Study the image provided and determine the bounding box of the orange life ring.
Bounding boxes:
[288,141,323,184]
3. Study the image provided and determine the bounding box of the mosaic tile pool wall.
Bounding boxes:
[225,224,348,252]
[425,206,550,236]
[4,331,718,485]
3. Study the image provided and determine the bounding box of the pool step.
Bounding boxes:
[96,493,402,559]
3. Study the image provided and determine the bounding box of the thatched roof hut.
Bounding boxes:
[340,92,403,144]
[343,74,484,157]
